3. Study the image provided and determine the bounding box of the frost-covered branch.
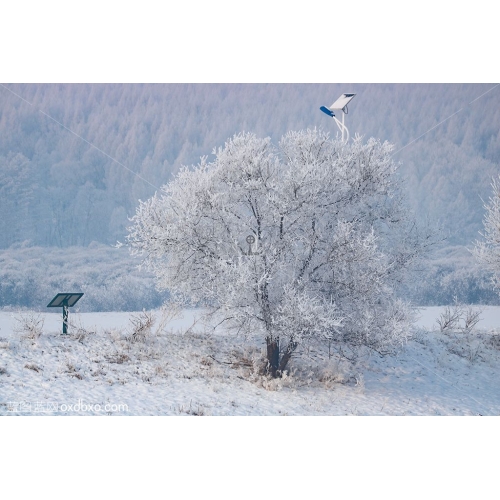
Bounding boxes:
[128,129,431,375]
[474,176,500,295]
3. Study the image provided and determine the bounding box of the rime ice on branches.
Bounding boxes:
[128,130,430,376]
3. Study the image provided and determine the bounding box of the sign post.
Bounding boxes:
[47,293,84,334]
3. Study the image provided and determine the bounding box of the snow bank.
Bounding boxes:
[1,307,499,416]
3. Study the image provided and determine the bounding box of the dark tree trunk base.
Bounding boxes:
[266,338,280,378]
[266,338,298,378]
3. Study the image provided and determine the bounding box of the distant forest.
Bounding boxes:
[0,83,498,248]
[0,83,499,309]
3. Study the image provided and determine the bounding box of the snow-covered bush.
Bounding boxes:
[13,310,44,340]
[474,176,500,297]
[128,130,430,376]
[68,313,96,342]
[127,310,155,343]
[125,305,180,343]
[462,305,483,332]
[435,298,483,333]
[436,300,464,332]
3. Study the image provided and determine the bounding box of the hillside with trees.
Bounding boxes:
[0,83,498,308]
[0,83,498,248]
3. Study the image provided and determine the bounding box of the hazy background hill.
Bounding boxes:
[0,83,499,308]
[1,83,498,247]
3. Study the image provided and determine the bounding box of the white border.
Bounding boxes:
[1,1,497,82]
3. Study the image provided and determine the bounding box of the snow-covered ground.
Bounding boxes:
[1,306,500,416]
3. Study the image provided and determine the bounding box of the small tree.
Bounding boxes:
[128,130,427,377]
[474,176,500,296]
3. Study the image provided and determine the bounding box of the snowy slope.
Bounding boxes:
[1,307,499,416]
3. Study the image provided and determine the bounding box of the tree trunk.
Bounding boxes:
[266,337,298,378]
[278,340,298,375]
[266,337,280,378]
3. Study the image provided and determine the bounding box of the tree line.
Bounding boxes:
[0,83,498,249]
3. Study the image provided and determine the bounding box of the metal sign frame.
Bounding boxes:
[47,293,84,334]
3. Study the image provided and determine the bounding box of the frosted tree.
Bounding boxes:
[128,129,428,377]
[474,176,500,295]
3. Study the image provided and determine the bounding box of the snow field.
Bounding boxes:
[1,307,500,416]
